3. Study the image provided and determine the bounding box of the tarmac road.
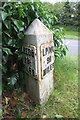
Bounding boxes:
[63,38,79,56]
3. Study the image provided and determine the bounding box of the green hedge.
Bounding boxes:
[2,2,67,89]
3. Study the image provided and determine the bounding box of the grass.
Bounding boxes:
[60,25,80,39]
[28,55,78,118]
[64,31,79,39]
[53,55,78,118]
[3,55,78,119]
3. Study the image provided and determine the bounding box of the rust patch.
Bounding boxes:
[34,75,38,80]
[40,45,43,80]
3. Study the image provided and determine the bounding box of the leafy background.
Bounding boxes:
[2,2,67,89]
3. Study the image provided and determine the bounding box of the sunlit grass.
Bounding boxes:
[64,31,80,39]
[59,25,80,39]
[53,55,78,118]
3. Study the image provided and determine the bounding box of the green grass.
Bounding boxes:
[26,55,78,118]
[14,55,78,119]
[64,31,80,39]
[45,55,78,118]
[53,55,78,118]
[61,25,80,39]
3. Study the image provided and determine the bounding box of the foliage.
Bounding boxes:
[62,1,73,25]
[77,2,80,26]
[44,2,64,24]
[2,2,67,88]
[52,1,79,26]
[53,26,68,58]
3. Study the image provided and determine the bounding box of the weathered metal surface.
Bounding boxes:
[23,19,54,105]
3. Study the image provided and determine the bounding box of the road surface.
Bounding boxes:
[63,38,79,56]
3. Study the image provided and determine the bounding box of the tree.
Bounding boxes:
[76,2,80,27]
[61,1,73,25]
[50,2,64,24]
[52,1,78,26]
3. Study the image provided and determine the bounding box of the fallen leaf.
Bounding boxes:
[4,109,9,115]
[22,92,28,99]
[5,97,10,105]
[21,112,27,118]
[10,98,16,108]
[13,97,17,100]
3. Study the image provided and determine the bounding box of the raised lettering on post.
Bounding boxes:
[22,45,37,77]
[41,42,54,78]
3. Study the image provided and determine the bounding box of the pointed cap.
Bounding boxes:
[25,19,52,35]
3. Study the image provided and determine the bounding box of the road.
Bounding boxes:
[63,38,79,56]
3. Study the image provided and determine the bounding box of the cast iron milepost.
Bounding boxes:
[22,19,54,105]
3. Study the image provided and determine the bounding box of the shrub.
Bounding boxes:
[2,2,67,89]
